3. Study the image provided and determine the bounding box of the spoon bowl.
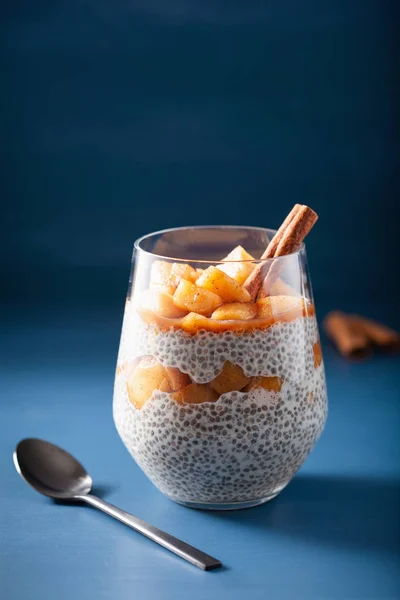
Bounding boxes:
[13,437,221,570]
[14,438,92,499]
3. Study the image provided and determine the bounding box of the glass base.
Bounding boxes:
[173,491,281,511]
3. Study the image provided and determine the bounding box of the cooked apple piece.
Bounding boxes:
[209,361,250,395]
[218,245,255,284]
[139,289,188,318]
[127,357,169,409]
[221,245,254,262]
[243,376,283,393]
[211,302,257,321]
[150,260,174,288]
[257,295,305,319]
[189,268,203,283]
[181,312,215,334]
[170,262,198,285]
[151,284,177,296]
[196,266,251,303]
[137,307,185,330]
[173,279,222,316]
[116,361,136,379]
[181,312,256,334]
[262,278,299,298]
[165,366,191,391]
[150,261,197,289]
[159,378,173,393]
[313,341,323,368]
[171,383,219,405]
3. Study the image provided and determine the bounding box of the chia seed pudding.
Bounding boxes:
[113,303,328,508]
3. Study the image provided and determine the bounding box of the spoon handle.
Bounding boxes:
[80,494,222,571]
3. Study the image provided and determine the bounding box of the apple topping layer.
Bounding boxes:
[125,357,285,410]
[136,245,313,333]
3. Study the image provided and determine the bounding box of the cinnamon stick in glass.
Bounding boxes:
[244,204,318,301]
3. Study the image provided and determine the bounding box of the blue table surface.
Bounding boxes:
[1,308,399,600]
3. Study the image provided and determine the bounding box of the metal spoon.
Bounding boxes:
[13,438,222,571]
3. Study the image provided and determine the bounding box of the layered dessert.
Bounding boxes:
[114,211,328,508]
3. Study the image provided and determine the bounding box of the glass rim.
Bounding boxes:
[134,225,305,264]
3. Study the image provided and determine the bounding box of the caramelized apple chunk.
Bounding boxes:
[218,245,255,284]
[313,341,323,368]
[171,383,219,405]
[189,269,203,283]
[243,376,283,393]
[211,302,257,321]
[151,284,177,296]
[173,279,222,316]
[127,357,169,409]
[159,378,173,393]
[170,262,198,285]
[139,289,188,318]
[181,312,261,333]
[209,361,250,395]
[150,260,198,289]
[196,266,251,303]
[257,295,305,319]
[165,366,191,391]
[181,312,216,334]
[263,278,299,298]
[150,261,174,288]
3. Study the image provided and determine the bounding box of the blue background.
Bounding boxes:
[1,1,399,599]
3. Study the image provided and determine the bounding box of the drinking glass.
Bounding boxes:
[113,226,328,510]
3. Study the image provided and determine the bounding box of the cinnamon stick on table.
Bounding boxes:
[244,204,318,301]
[323,311,372,359]
[323,311,400,359]
[347,315,400,351]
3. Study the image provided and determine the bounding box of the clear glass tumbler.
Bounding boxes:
[113,226,328,510]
